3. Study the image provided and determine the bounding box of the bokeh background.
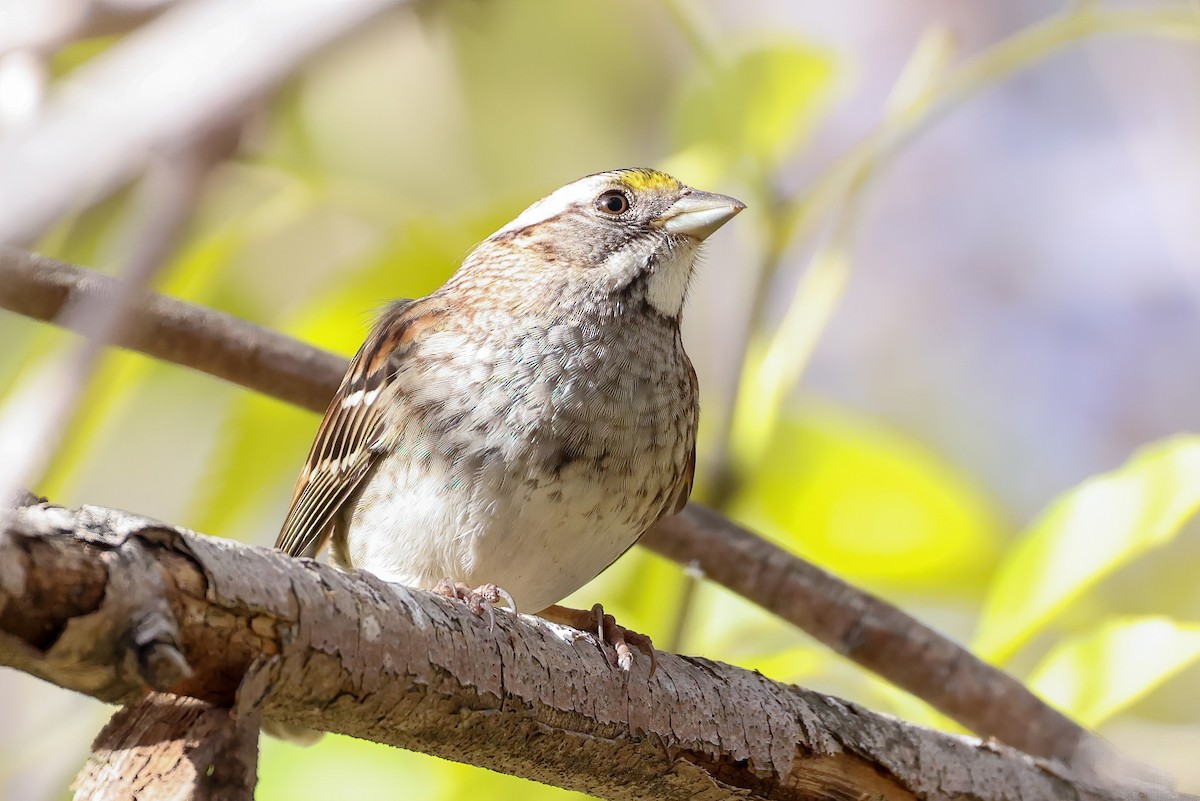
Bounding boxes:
[3,0,1200,798]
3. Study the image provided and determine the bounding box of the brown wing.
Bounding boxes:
[669,441,696,516]
[275,299,420,558]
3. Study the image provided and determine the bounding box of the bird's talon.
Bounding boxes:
[615,641,634,673]
[541,603,657,677]
[496,586,518,615]
[434,579,514,628]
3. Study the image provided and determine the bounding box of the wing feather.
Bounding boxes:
[275,299,420,558]
[669,441,696,517]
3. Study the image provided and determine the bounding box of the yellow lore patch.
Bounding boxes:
[616,168,682,194]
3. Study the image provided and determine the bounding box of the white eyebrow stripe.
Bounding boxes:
[491,175,613,237]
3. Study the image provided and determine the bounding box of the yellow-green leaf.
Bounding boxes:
[672,41,835,175]
[1029,617,1200,727]
[975,436,1200,663]
[729,399,1003,594]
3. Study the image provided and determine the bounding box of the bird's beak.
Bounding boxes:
[657,191,746,240]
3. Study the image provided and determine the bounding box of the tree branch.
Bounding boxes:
[1,499,1179,801]
[0,247,345,412]
[649,505,1091,761]
[0,0,406,245]
[0,125,236,512]
[0,246,1095,766]
[71,694,259,801]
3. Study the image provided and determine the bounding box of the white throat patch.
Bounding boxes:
[601,235,699,318]
[644,236,699,317]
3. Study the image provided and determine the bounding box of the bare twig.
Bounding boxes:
[648,505,1086,761]
[0,249,1101,765]
[0,137,223,518]
[2,500,1182,801]
[0,0,406,245]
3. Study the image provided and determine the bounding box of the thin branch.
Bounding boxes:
[0,132,228,514]
[649,506,1084,764]
[0,248,345,412]
[0,0,406,245]
[1,499,1181,801]
[0,248,1097,766]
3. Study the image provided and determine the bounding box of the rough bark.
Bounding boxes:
[72,694,259,801]
[0,247,1094,764]
[1,500,1182,801]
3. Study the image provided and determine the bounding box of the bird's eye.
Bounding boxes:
[596,190,630,215]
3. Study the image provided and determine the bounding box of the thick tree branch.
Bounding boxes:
[0,246,1095,766]
[1,500,1179,801]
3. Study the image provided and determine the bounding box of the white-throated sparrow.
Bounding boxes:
[276,168,743,671]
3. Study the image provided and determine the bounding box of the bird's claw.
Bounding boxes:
[433,580,517,630]
[589,602,657,678]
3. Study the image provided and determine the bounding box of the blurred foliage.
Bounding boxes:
[976,436,1200,663]
[670,40,835,182]
[1029,617,1200,728]
[3,1,1200,799]
[732,398,1003,594]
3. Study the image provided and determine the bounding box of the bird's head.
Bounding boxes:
[456,168,744,320]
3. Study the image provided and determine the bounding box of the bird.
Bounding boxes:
[275,168,744,672]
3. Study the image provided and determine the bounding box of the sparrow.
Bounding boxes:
[275,168,744,672]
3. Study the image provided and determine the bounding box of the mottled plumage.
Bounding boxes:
[277,168,742,616]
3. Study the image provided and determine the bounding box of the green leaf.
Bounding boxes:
[672,41,835,176]
[729,399,1003,594]
[975,436,1200,663]
[1028,617,1200,727]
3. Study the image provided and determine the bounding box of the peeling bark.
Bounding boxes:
[0,501,1183,801]
[72,694,259,801]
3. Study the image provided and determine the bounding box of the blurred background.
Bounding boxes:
[2,0,1200,798]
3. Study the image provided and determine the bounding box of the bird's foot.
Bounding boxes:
[539,603,657,678]
[433,580,517,630]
